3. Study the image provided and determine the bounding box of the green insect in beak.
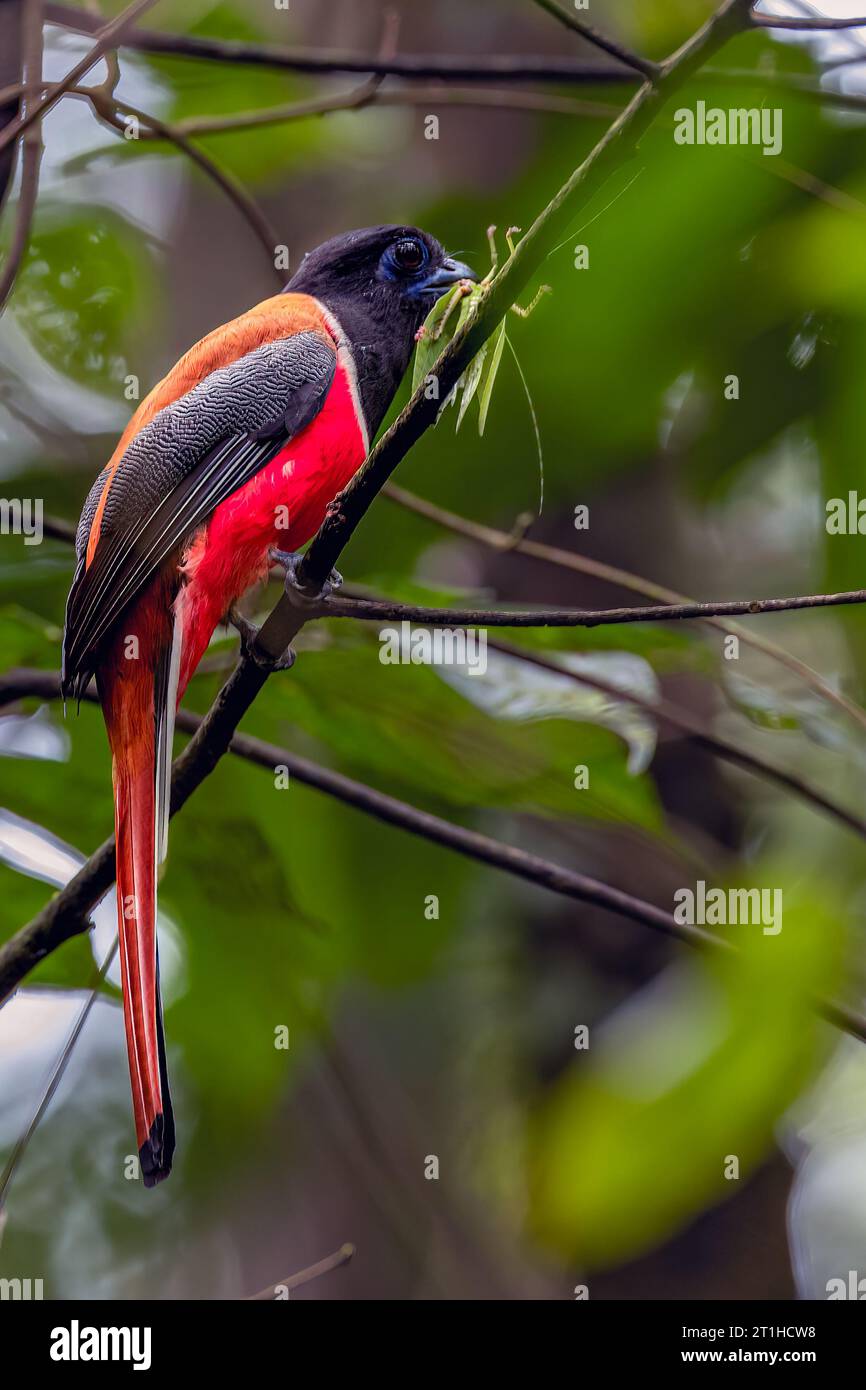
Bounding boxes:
[412,226,551,508]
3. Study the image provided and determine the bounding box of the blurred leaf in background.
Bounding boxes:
[10,209,152,395]
[528,873,845,1268]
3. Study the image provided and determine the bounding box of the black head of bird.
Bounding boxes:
[287,224,477,434]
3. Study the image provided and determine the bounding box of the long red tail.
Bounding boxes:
[112,745,175,1186]
[100,596,177,1188]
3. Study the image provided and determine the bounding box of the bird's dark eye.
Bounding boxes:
[392,238,426,272]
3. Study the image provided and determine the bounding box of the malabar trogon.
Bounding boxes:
[61,226,476,1185]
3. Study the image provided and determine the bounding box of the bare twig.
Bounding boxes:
[768,154,866,220]
[39,491,866,758]
[532,0,659,80]
[0,0,159,157]
[28,516,866,838]
[75,88,283,274]
[323,588,866,628]
[819,53,866,69]
[43,4,639,86]
[36,2,866,118]
[167,85,621,139]
[269,588,866,844]
[751,7,866,30]
[0,666,721,992]
[483,635,866,843]
[0,0,42,315]
[247,1244,355,1300]
[0,0,24,212]
[383,484,866,734]
[0,941,115,1210]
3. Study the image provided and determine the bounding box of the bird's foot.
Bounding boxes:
[269,548,343,604]
[228,605,296,671]
[229,606,259,655]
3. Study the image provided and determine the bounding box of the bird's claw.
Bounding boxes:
[229,607,260,656]
[229,605,295,671]
[323,567,343,597]
[269,548,343,604]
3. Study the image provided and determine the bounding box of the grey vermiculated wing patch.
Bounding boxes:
[97,332,335,540]
[62,331,336,695]
[75,464,111,563]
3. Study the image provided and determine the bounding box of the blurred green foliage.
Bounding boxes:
[529,878,844,1266]
[1,0,866,1294]
[13,210,152,394]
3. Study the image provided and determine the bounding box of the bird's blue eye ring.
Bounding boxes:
[390,237,427,273]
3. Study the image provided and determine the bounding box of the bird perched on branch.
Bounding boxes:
[61,226,476,1186]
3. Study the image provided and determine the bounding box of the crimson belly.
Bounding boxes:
[174,361,367,694]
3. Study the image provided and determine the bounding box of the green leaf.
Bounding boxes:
[412,279,506,434]
[477,321,507,435]
[455,341,488,430]
[411,283,464,394]
[722,669,866,765]
[438,647,660,776]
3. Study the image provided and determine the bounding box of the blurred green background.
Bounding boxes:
[2,0,866,1299]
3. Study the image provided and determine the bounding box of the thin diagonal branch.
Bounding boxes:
[0,0,758,996]
[0,666,722,993]
[167,85,620,139]
[532,0,659,79]
[75,88,283,274]
[0,941,114,1208]
[247,1244,355,1300]
[0,0,158,158]
[751,7,866,29]
[483,635,866,842]
[314,595,866,845]
[324,588,866,628]
[384,484,866,733]
[0,0,42,315]
[43,4,640,86]
[1,667,863,1046]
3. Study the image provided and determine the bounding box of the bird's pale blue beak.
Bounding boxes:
[424,255,478,292]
